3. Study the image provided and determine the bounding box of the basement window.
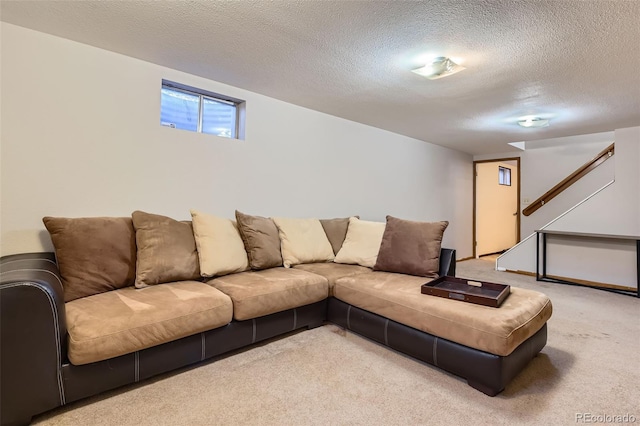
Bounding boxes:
[499,166,511,186]
[160,80,245,139]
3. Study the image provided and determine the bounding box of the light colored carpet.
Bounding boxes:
[33,259,639,425]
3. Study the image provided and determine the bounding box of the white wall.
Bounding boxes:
[0,23,473,257]
[474,133,614,239]
[519,139,614,237]
[544,235,636,288]
[495,128,639,288]
[476,161,518,256]
[547,128,639,234]
[541,130,638,288]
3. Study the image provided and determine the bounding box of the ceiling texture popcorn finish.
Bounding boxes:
[2,0,639,155]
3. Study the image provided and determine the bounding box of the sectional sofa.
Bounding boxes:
[0,211,552,426]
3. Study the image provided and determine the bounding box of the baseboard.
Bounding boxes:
[544,274,636,292]
[504,269,636,292]
[504,269,536,277]
[479,250,507,257]
[457,256,474,262]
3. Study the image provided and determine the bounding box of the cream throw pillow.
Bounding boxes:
[334,217,386,268]
[272,217,335,267]
[190,209,249,277]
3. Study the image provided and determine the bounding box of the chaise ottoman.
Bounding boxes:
[329,271,552,395]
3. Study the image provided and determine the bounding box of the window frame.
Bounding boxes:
[161,79,245,139]
[498,166,512,186]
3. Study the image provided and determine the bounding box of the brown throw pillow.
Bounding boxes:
[131,211,200,287]
[235,210,283,270]
[320,216,359,255]
[373,216,449,278]
[43,216,137,302]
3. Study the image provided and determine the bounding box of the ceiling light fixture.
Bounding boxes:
[518,117,549,128]
[411,57,466,80]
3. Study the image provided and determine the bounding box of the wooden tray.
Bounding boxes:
[421,276,510,308]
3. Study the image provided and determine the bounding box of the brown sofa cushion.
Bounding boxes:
[131,211,200,288]
[374,216,448,278]
[43,216,136,302]
[66,281,233,365]
[320,216,358,255]
[235,210,283,270]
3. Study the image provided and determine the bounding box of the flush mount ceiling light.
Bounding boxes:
[518,117,549,128]
[411,57,466,80]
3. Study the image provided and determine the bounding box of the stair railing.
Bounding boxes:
[522,143,615,217]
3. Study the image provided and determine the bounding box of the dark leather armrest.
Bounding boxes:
[1,252,67,425]
[438,248,456,277]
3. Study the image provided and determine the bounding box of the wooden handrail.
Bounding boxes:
[522,143,615,216]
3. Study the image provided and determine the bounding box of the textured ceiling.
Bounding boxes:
[2,0,639,155]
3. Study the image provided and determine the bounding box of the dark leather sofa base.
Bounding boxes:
[327,297,547,396]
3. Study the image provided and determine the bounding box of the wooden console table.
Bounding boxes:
[535,229,640,297]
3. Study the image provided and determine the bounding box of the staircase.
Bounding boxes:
[496,127,640,291]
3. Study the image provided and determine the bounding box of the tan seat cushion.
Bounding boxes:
[334,272,552,356]
[293,262,371,296]
[208,268,328,321]
[66,281,233,365]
